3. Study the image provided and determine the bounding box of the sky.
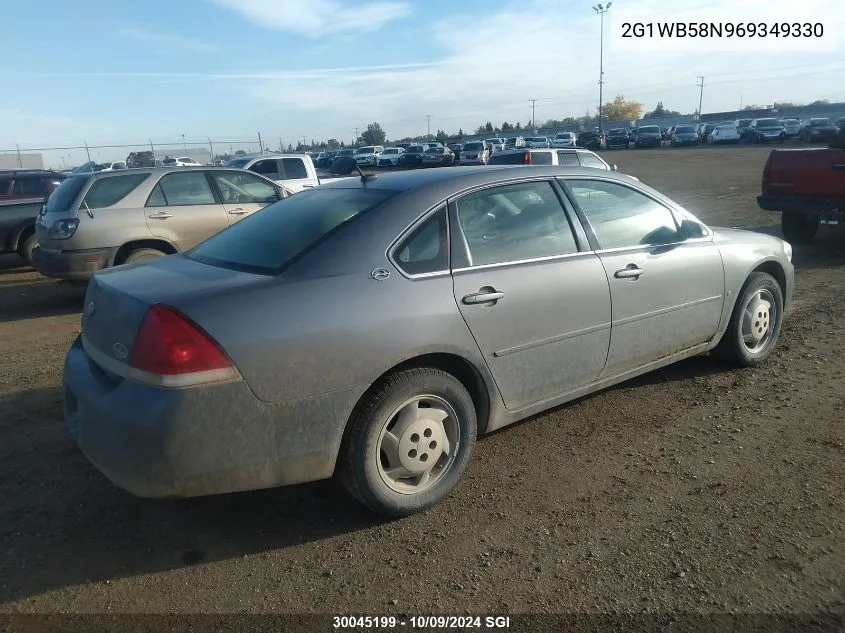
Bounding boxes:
[0,0,844,166]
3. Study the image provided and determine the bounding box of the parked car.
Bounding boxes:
[748,119,786,144]
[799,118,840,144]
[377,147,406,167]
[504,137,526,149]
[421,146,455,167]
[98,161,127,171]
[485,138,506,153]
[398,145,427,167]
[552,132,577,148]
[577,130,605,151]
[446,143,463,156]
[735,118,754,141]
[781,118,802,138]
[459,141,489,165]
[633,126,662,148]
[524,136,551,148]
[224,154,320,193]
[487,148,616,172]
[696,124,716,144]
[707,124,741,144]
[670,125,699,147]
[34,168,287,281]
[64,161,101,176]
[161,157,203,167]
[757,148,845,243]
[353,146,385,167]
[0,169,66,265]
[61,166,794,517]
[605,128,631,149]
[315,151,338,169]
[126,151,156,168]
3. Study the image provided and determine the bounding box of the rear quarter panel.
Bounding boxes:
[0,201,41,251]
[765,149,845,197]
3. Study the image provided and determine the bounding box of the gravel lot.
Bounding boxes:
[0,147,843,622]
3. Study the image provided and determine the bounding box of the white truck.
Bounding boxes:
[224,154,320,193]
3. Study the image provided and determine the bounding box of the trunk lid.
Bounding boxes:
[763,149,845,197]
[81,255,270,375]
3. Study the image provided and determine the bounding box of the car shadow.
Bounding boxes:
[0,385,383,604]
[0,276,86,323]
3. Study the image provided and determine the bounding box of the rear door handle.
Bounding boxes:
[614,265,644,279]
[147,211,172,220]
[462,290,505,305]
[227,208,247,215]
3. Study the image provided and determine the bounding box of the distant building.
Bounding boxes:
[0,152,44,169]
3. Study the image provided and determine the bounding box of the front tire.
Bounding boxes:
[781,212,818,244]
[123,247,167,265]
[338,368,477,517]
[18,232,38,267]
[714,272,784,367]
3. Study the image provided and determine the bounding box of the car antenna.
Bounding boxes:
[355,163,377,182]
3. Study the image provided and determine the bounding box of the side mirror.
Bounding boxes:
[609,164,618,171]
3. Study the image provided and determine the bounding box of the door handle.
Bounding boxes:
[227,208,247,215]
[147,211,172,220]
[462,290,505,305]
[614,265,644,279]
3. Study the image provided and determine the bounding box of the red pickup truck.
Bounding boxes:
[757,149,845,243]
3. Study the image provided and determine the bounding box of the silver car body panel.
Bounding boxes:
[63,166,794,497]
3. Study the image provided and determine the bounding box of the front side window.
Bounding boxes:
[578,153,607,169]
[282,158,308,179]
[81,174,149,209]
[212,171,279,204]
[455,181,578,266]
[393,208,448,275]
[153,171,216,206]
[566,179,679,249]
[250,160,280,177]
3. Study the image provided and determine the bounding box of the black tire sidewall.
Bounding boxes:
[125,248,166,264]
[19,233,38,266]
[345,369,477,516]
[724,273,784,366]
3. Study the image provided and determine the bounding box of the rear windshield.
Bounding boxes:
[674,126,695,133]
[464,142,484,150]
[757,119,780,127]
[809,118,832,126]
[638,126,659,133]
[44,175,88,212]
[488,152,528,165]
[82,173,149,209]
[407,146,424,154]
[225,157,252,168]
[188,188,396,275]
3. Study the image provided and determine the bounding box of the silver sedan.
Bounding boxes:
[63,166,794,516]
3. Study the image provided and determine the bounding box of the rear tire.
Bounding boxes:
[781,213,818,244]
[18,232,38,267]
[338,367,477,517]
[714,272,784,367]
[123,247,166,265]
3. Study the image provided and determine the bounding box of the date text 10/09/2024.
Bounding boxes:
[333,615,511,629]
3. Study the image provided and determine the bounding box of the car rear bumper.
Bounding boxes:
[63,336,365,498]
[33,246,115,281]
[757,194,845,216]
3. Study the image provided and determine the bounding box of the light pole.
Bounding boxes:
[181,133,187,156]
[592,3,611,132]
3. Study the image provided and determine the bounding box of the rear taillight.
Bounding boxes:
[762,154,772,194]
[524,152,532,165]
[129,304,237,387]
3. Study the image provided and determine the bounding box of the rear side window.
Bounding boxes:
[13,177,48,197]
[81,174,149,209]
[557,152,580,166]
[189,188,396,274]
[282,158,308,179]
[250,160,280,177]
[153,171,216,206]
[45,175,88,212]
[393,208,448,276]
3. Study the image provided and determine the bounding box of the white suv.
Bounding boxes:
[353,146,384,166]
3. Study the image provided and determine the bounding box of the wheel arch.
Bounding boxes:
[113,238,178,265]
[751,259,787,305]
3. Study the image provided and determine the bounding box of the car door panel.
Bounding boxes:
[210,170,280,225]
[449,179,611,411]
[145,171,228,250]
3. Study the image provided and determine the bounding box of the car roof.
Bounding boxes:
[72,166,278,181]
[318,164,624,194]
[0,169,65,177]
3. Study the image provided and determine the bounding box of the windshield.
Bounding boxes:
[225,157,251,168]
[357,147,374,154]
[407,146,423,154]
[715,125,735,131]
[675,126,695,133]
[464,142,483,150]
[609,129,627,135]
[757,119,781,127]
[426,148,444,154]
[189,188,397,275]
[810,118,832,126]
[44,175,87,212]
[638,126,659,134]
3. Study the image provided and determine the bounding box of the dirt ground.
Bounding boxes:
[0,147,843,620]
